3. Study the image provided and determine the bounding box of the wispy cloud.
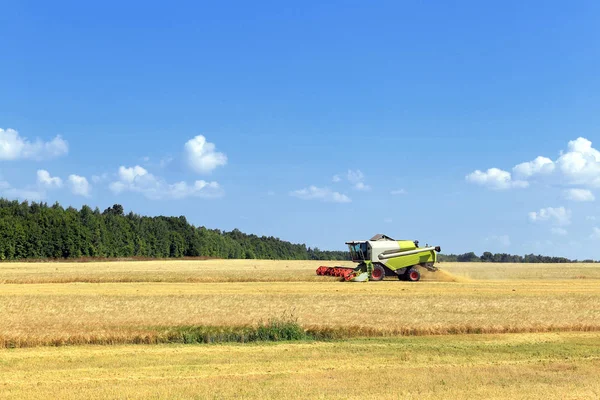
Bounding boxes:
[290,186,351,203]
[564,188,595,202]
[551,227,568,236]
[528,207,571,226]
[347,169,371,191]
[0,175,45,201]
[484,235,511,247]
[109,165,222,200]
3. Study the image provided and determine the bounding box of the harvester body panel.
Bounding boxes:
[380,248,436,270]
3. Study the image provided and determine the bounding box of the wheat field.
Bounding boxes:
[1,259,600,283]
[1,279,600,347]
[2,333,600,399]
[1,260,600,347]
[1,259,600,399]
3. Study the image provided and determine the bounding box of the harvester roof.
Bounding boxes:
[346,234,396,245]
[370,234,395,241]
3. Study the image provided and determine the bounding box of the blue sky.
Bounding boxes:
[2,1,600,259]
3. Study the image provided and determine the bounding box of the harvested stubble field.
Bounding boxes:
[2,333,600,399]
[1,260,600,399]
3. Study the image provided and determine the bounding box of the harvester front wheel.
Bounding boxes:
[370,264,385,281]
[405,268,421,282]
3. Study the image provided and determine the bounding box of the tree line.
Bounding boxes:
[0,199,592,262]
[439,252,596,263]
[0,199,348,261]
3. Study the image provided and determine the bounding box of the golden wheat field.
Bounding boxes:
[1,259,600,399]
[2,333,600,400]
[2,259,600,284]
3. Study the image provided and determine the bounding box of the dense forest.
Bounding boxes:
[0,199,593,262]
[0,199,348,261]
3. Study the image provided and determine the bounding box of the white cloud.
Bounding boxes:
[0,128,68,161]
[109,165,222,200]
[384,218,393,223]
[466,168,529,190]
[347,169,364,184]
[36,170,63,189]
[513,156,555,179]
[472,137,600,191]
[528,207,571,226]
[555,138,600,187]
[184,135,227,174]
[331,169,371,190]
[564,188,595,202]
[551,227,568,236]
[354,182,371,191]
[586,216,597,221]
[290,186,351,203]
[163,180,222,199]
[390,189,406,195]
[68,175,91,197]
[117,165,148,183]
[346,169,371,191]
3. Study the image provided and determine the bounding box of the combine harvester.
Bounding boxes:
[316,234,441,282]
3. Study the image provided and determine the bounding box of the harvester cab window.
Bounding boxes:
[349,243,369,261]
